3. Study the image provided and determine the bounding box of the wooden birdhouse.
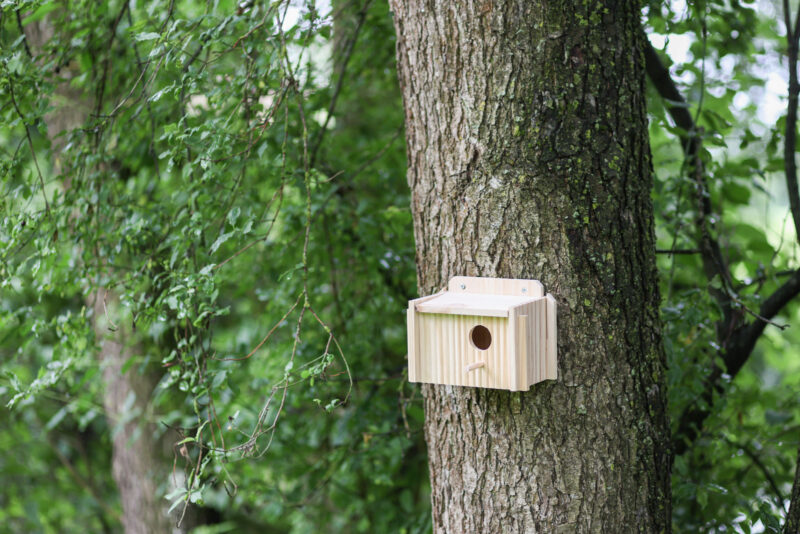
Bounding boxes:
[406,276,557,391]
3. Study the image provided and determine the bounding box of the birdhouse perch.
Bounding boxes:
[407,276,557,391]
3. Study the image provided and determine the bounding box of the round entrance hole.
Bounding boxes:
[469,325,492,350]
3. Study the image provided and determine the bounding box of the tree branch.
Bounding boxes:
[783,0,800,244]
[8,78,50,216]
[644,32,735,327]
[15,10,32,57]
[309,0,371,169]
[644,33,800,455]
[723,436,786,513]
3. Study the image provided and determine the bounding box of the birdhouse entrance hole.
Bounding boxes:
[470,325,492,350]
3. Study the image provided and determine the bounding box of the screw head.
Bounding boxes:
[460,284,466,290]
[522,288,527,293]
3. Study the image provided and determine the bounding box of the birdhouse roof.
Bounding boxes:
[415,292,543,318]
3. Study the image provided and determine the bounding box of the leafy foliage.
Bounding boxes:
[1,0,425,531]
[647,0,800,530]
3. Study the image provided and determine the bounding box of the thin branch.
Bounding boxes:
[644,30,735,328]
[656,248,701,255]
[784,0,800,244]
[785,0,793,42]
[309,0,371,169]
[93,1,131,124]
[723,436,786,513]
[645,33,800,455]
[8,79,50,216]
[15,10,32,57]
[735,269,796,291]
[673,269,800,455]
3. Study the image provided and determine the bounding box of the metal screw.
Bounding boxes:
[522,288,527,293]
[460,284,466,290]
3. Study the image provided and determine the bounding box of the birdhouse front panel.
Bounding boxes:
[412,313,511,389]
[407,277,557,391]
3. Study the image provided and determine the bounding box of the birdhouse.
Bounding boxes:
[406,276,557,391]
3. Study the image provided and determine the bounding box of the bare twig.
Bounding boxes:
[15,10,32,57]
[8,79,50,216]
[309,0,372,168]
[722,436,786,513]
[784,0,800,243]
[656,248,701,255]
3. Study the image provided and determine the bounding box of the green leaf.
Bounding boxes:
[721,182,751,205]
[22,2,59,24]
[135,32,161,42]
[210,232,233,254]
[227,207,240,227]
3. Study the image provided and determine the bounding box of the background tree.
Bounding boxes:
[23,11,181,533]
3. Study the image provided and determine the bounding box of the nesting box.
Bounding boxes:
[406,277,557,391]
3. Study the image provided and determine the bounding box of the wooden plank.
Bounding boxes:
[409,290,444,309]
[546,294,558,380]
[416,292,540,317]
[515,314,527,391]
[509,298,551,388]
[407,307,418,382]
[448,276,544,298]
[412,313,510,389]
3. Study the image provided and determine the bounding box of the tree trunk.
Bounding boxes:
[92,295,175,534]
[786,448,800,533]
[390,1,670,532]
[24,17,176,534]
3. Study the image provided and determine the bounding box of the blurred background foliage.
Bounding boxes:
[0,0,798,532]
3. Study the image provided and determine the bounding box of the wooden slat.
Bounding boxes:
[407,307,418,382]
[448,276,544,298]
[515,314,527,391]
[546,294,558,380]
[413,313,510,389]
[507,298,551,389]
[409,290,444,308]
[416,292,540,317]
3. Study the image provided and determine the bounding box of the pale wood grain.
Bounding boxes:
[416,292,540,317]
[449,276,544,297]
[407,277,556,391]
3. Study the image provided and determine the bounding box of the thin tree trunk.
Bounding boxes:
[92,294,174,534]
[786,448,800,533]
[24,17,176,534]
[390,1,670,531]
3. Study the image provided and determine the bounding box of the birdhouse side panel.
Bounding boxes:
[414,314,512,389]
[546,294,557,381]
[512,298,553,388]
[406,292,444,384]
[407,307,417,382]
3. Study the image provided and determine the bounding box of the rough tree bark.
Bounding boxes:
[390,1,670,532]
